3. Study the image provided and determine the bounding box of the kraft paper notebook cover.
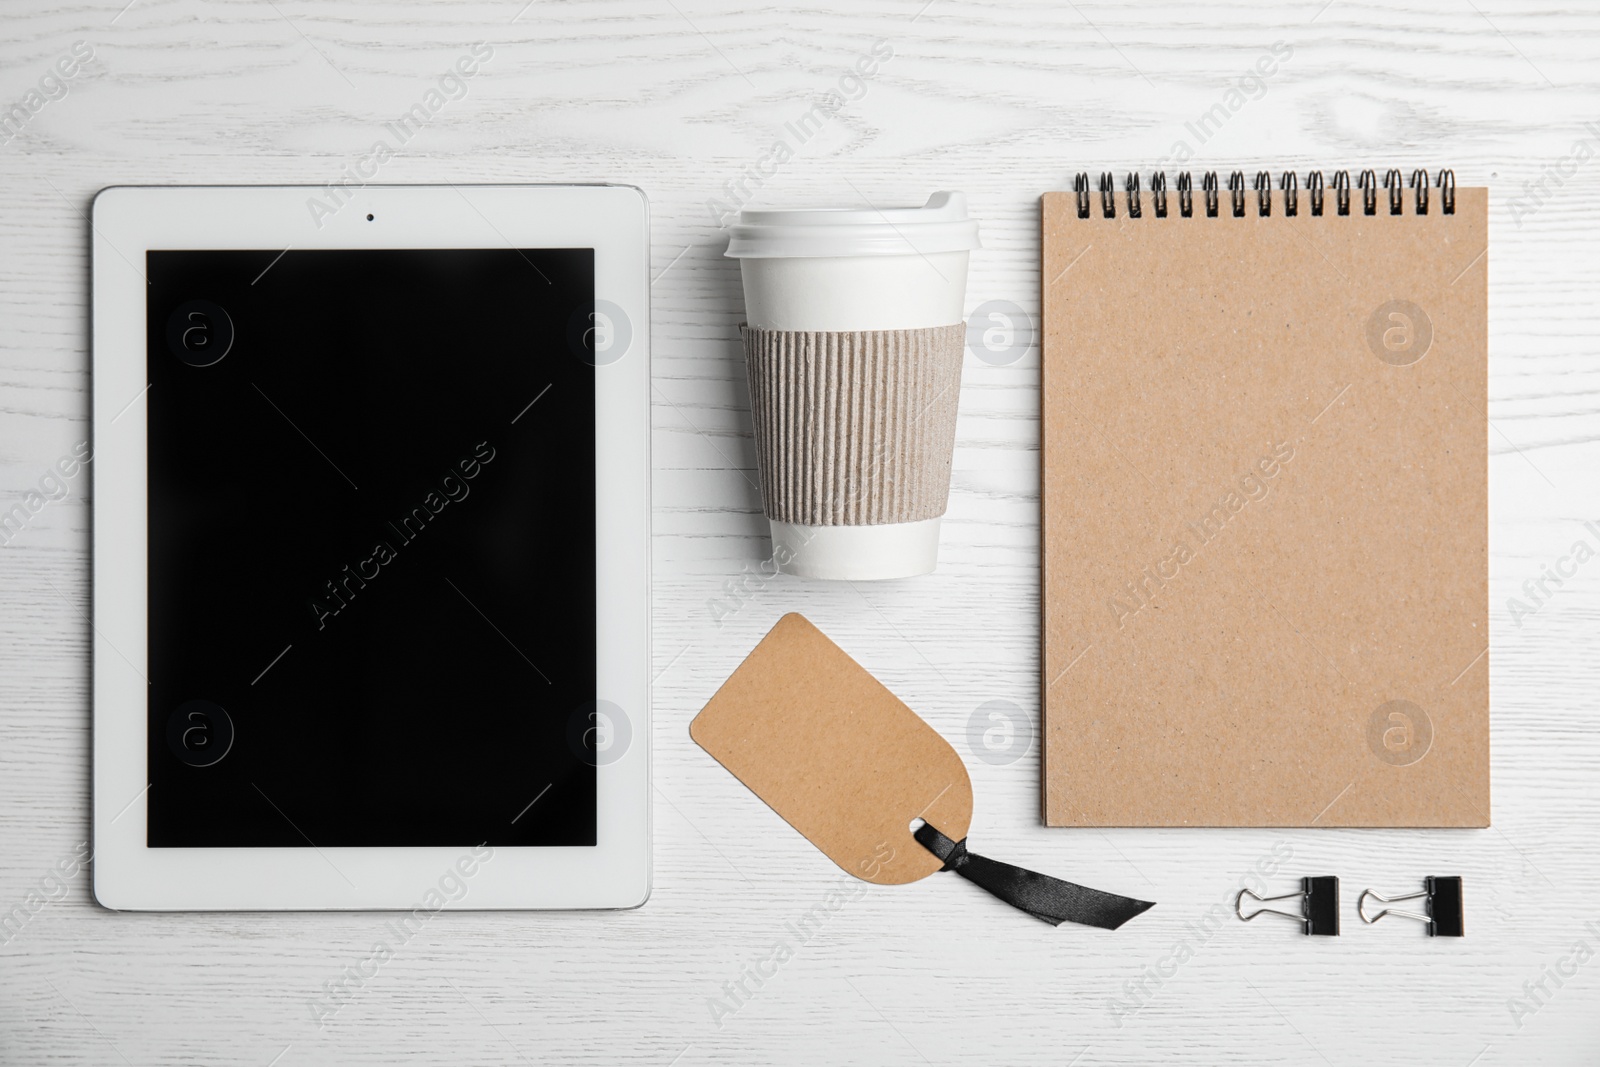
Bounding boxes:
[1041,170,1488,827]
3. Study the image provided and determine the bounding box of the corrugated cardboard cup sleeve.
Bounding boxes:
[742,324,965,526]
[690,613,973,885]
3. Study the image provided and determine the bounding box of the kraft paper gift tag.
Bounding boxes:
[691,613,1153,928]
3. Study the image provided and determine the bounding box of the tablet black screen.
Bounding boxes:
[145,248,596,848]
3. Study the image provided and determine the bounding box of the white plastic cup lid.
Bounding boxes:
[724,191,981,259]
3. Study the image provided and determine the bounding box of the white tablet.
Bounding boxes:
[91,185,650,910]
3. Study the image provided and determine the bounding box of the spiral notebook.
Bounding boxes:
[1041,169,1488,827]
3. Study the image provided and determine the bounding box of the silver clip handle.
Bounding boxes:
[1236,887,1304,924]
[1357,888,1431,926]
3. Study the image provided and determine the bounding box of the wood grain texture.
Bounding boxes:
[1,0,1598,1063]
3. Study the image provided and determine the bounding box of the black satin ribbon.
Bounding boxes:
[913,822,1155,930]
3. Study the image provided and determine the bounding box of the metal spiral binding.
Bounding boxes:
[1359,169,1378,215]
[1073,173,1091,219]
[1227,171,1246,217]
[1067,169,1458,219]
[1149,171,1167,218]
[1384,168,1404,215]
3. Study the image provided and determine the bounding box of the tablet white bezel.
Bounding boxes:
[91,185,650,910]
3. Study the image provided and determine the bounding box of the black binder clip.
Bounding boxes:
[1236,876,1340,936]
[1358,877,1464,937]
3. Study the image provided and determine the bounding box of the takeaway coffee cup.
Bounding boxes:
[725,191,979,580]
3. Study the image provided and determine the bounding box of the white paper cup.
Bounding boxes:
[726,192,979,580]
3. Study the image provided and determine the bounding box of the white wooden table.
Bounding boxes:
[2,1,1597,1062]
